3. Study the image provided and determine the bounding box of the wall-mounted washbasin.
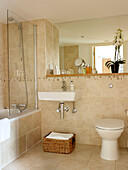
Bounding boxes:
[38,91,82,102]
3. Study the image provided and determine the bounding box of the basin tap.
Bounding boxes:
[62,80,67,91]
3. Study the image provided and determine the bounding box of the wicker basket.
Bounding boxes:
[43,132,75,154]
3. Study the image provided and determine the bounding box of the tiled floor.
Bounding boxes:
[3,142,128,170]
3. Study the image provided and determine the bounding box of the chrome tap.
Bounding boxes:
[12,103,26,113]
[62,80,67,91]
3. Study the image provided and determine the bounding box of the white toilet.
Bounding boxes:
[95,119,124,161]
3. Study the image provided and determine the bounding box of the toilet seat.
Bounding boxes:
[95,119,124,130]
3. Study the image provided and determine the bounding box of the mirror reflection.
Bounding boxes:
[47,15,128,76]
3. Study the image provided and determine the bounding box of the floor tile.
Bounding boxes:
[87,160,116,170]
[3,142,128,170]
[56,158,88,170]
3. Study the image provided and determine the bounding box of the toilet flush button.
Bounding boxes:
[109,84,113,88]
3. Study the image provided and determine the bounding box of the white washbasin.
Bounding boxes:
[38,91,82,102]
[0,118,10,143]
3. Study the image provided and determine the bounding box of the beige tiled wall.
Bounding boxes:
[0,22,8,109]
[31,19,128,148]
[31,19,46,78]
[1,110,41,168]
[38,76,128,148]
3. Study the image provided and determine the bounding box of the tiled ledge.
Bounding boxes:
[38,73,128,80]
[46,73,128,78]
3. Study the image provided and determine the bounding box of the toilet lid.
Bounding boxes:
[95,119,124,130]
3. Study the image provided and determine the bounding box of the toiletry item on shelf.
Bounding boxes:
[61,70,66,74]
[86,65,92,74]
[57,68,60,75]
[78,66,82,74]
[67,69,74,74]
[54,65,60,75]
[92,67,97,74]
[70,81,75,91]
[67,70,71,74]
[47,64,50,75]
[70,69,74,74]
[82,66,86,74]
[47,63,53,75]
[54,65,57,75]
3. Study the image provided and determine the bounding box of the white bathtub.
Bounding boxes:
[0,108,41,169]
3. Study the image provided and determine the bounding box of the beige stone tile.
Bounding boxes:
[116,151,128,166]
[27,127,41,149]
[69,144,94,161]
[4,143,128,170]
[116,164,128,170]
[56,159,88,170]
[30,157,60,170]
[87,160,116,170]
[18,117,27,137]
[32,111,41,129]
[118,131,128,148]
[42,125,53,138]
[14,147,43,166]
[90,145,105,162]
[18,135,26,155]
[2,162,28,170]
[26,115,33,132]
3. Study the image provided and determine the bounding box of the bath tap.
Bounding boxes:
[12,104,26,113]
[62,80,67,91]
[15,105,23,113]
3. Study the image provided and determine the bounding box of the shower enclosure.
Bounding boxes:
[7,10,37,116]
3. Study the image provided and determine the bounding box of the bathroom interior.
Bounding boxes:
[1,0,128,170]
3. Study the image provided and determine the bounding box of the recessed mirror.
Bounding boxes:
[46,14,128,76]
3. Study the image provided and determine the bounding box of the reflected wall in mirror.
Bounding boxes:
[46,15,128,76]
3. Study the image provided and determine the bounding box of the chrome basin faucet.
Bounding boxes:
[62,80,67,91]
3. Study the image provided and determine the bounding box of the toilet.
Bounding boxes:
[95,119,124,161]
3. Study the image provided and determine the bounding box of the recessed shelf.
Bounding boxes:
[46,73,128,78]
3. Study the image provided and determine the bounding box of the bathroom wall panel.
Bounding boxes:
[0,22,7,109]
[37,76,128,148]
[27,19,128,148]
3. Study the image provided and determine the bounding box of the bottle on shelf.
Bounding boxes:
[86,65,92,74]
[82,66,86,74]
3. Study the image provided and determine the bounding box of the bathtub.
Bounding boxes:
[0,108,39,119]
[0,108,42,168]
